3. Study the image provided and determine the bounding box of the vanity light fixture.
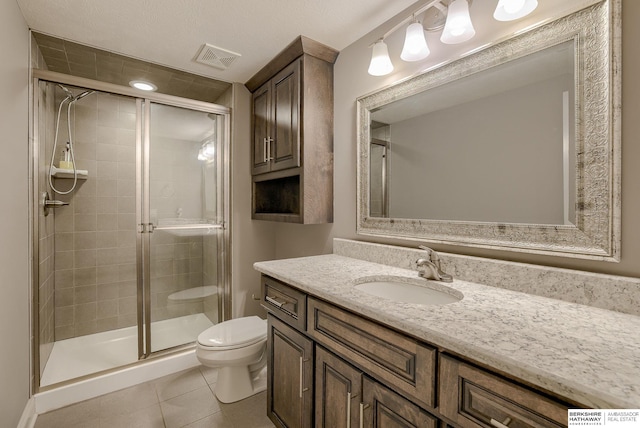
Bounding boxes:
[494,0,538,21]
[368,0,537,76]
[440,0,475,44]
[129,80,157,91]
[368,39,394,76]
[401,20,431,62]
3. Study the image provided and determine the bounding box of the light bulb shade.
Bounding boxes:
[440,0,476,44]
[368,40,394,76]
[400,22,430,62]
[493,0,538,21]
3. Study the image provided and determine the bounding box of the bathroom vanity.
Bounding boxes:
[255,240,640,428]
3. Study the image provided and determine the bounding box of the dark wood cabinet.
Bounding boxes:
[439,355,568,428]
[267,314,313,428]
[260,274,574,428]
[315,346,363,428]
[247,36,337,224]
[362,377,437,428]
[307,296,437,410]
[251,60,300,175]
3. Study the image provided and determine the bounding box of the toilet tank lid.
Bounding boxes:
[197,316,267,349]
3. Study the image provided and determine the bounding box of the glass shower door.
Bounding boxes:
[141,102,226,355]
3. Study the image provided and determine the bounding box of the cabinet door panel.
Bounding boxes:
[316,346,362,428]
[268,315,313,428]
[362,377,436,428]
[252,83,271,174]
[271,59,300,171]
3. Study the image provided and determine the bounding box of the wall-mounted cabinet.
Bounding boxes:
[246,36,337,224]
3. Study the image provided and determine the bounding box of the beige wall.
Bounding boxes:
[231,83,276,318]
[0,0,31,425]
[273,0,640,279]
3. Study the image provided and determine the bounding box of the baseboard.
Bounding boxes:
[17,397,37,428]
[34,349,199,414]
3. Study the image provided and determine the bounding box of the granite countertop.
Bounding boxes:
[254,254,640,409]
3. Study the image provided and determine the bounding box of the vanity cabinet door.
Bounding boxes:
[316,346,363,428]
[361,377,437,428]
[267,314,313,428]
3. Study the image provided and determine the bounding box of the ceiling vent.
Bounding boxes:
[195,43,241,70]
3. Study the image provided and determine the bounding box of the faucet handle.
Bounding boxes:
[418,245,438,264]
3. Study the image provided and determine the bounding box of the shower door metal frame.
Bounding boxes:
[30,70,232,391]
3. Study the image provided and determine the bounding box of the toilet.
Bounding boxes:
[196,315,268,403]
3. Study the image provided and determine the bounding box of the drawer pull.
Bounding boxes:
[359,403,370,428]
[346,392,352,428]
[265,295,286,308]
[490,417,512,428]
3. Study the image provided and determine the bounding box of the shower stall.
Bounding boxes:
[32,74,230,390]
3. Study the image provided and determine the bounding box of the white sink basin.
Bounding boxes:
[354,279,462,306]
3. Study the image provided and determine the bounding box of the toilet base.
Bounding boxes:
[214,366,267,403]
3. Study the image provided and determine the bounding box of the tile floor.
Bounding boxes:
[34,366,276,428]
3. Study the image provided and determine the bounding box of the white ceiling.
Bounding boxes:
[16,0,418,83]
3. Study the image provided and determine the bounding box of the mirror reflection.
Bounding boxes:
[369,40,575,225]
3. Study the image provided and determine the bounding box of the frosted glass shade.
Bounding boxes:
[440,0,475,44]
[494,0,538,21]
[401,22,430,62]
[368,40,394,76]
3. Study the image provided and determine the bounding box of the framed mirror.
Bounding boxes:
[356,0,620,261]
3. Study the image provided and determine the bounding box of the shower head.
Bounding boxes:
[73,90,94,102]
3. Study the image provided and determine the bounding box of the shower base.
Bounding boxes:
[41,313,214,387]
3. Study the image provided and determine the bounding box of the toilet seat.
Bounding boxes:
[197,316,267,351]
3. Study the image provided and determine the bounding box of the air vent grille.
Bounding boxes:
[195,43,241,70]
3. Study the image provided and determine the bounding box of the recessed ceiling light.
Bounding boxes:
[129,80,157,91]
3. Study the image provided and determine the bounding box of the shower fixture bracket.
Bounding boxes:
[42,191,69,216]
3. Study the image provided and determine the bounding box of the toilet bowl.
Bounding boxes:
[196,316,268,403]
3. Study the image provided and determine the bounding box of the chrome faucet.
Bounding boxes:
[416,245,453,282]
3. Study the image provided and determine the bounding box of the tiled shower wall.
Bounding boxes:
[52,90,139,340]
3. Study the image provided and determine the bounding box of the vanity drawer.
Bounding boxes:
[439,355,568,428]
[307,297,437,410]
[261,275,307,330]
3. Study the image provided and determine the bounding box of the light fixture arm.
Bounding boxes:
[372,0,444,45]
